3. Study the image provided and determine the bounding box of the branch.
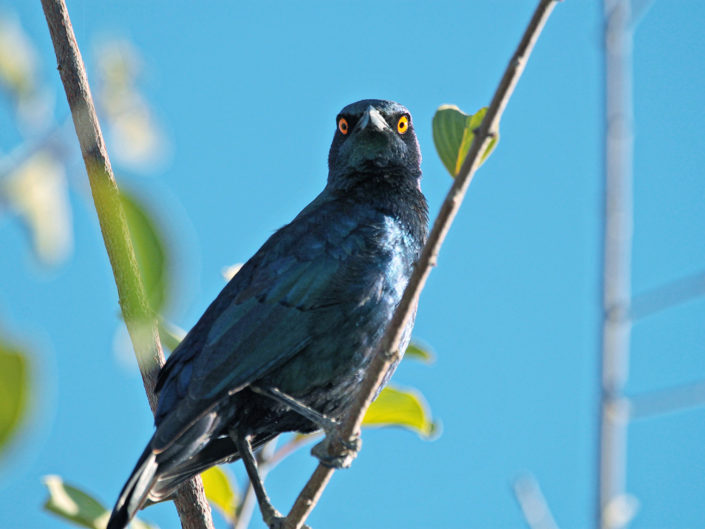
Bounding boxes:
[512,474,560,529]
[629,379,705,420]
[629,271,705,321]
[282,2,561,527]
[630,0,656,28]
[597,2,634,528]
[265,434,319,472]
[39,1,213,528]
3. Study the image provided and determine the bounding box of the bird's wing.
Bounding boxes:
[152,204,367,452]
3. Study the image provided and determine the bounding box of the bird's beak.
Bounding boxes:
[357,105,390,132]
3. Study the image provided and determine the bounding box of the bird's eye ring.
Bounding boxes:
[397,115,409,134]
[338,117,349,135]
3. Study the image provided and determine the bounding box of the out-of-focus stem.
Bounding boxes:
[40,1,213,527]
[597,1,634,528]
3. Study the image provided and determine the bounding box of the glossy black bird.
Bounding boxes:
[107,99,428,529]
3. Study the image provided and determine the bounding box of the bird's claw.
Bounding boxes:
[262,506,286,529]
[311,430,362,469]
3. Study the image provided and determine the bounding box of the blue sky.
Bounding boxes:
[1,1,704,528]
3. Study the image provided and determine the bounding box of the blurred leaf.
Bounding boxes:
[0,11,52,129]
[603,493,640,529]
[0,12,37,99]
[221,263,243,281]
[43,476,109,529]
[0,338,29,452]
[43,476,156,529]
[201,466,238,523]
[404,341,434,364]
[157,319,185,353]
[363,385,436,438]
[3,151,72,265]
[432,105,498,177]
[120,189,168,313]
[96,40,167,170]
[129,518,157,529]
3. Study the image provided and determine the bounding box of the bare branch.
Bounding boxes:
[265,434,319,473]
[597,1,634,528]
[630,271,705,321]
[282,2,561,527]
[630,0,656,28]
[513,474,560,529]
[629,380,705,420]
[39,1,213,527]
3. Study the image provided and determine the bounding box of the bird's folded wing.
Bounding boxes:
[152,215,363,452]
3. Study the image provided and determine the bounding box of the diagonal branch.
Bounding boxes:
[513,474,561,529]
[629,271,705,321]
[629,379,705,420]
[39,1,213,528]
[282,1,561,528]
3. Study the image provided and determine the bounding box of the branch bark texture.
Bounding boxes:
[283,1,561,527]
[39,1,213,528]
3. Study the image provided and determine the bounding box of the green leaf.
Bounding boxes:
[363,385,436,438]
[201,466,238,523]
[43,476,156,529]
[43,475,109,529]
[432,105,499,177]
[0,338,29,452]
[404,341,434,364]
[120,189,169,313]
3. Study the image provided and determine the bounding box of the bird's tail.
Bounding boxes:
[106,433,241,528]
[106,413,276,528]
[106,443,159,529]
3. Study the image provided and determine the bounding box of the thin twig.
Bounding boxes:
[282,2,561,528]
[630,0,656,28]
[265,434,319,472]
[629,379,705,420]
[597,1,634,529]
[0,117,72,181]
[629,271,705,321]
[39,1,213,528]
[512,474,560,529]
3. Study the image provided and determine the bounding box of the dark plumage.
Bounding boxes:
[107,99,428,529]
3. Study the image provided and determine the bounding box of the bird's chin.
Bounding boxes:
[356,157,397,172]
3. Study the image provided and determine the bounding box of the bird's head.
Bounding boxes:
[327,99,421,188]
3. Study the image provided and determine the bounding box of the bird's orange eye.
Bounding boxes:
[338,117,349,135]
[397,115,409,134]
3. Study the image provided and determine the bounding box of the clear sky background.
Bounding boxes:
[1,1,704,528]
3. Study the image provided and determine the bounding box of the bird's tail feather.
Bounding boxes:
[106,443,159,529]
[149,431,277,498]
[106,420,276,528]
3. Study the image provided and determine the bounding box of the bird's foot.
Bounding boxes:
[311,429,362,469]
[262,505,286,529]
